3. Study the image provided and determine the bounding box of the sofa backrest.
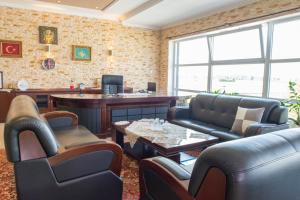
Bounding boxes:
[188,128,300,200]
[4,95,58,163]
[189,93,286,129]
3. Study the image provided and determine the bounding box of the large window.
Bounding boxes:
[171,15,300,99]
[212,29,262,60]
[212,64,264,96]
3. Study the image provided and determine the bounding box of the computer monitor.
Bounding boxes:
[101,75,124,95]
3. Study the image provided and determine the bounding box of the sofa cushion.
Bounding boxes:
[190,93,218,124]
[210,130,241,141]
[54,125,101,149]
[239,97,280,123]
[171,119,238,140]
[210,95,242,129]
[172,120,219,134]
[231,107,265,135]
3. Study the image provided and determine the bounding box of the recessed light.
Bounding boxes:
[57,1,61,3]
[95,6,99,9]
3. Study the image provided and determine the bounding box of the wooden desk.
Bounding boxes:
[51,94,177,137]
[0,87,133,122]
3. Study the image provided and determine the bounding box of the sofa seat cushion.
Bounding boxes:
[172,119,218,134]
[211,130,241,141]
[54,125,101,149]
[171,119,239,141]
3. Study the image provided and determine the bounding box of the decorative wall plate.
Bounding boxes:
[17,80,29,91]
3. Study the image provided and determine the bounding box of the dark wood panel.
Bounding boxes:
[52,94,178,136]
[0,87,133,123]
[0,92,15,122]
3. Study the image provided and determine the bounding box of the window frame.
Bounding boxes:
[170,15,300,99]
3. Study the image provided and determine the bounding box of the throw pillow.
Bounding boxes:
[231,107,265,135]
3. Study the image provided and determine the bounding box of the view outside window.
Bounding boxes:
[172,16,300,99]
[212,64,264,96]
[269,63,300,98]
[178,66,208,91]
[272,20,300,59]
[178,38,209,64]
[212,29,262,60]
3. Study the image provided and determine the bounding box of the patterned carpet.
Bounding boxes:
[0,149,140,200]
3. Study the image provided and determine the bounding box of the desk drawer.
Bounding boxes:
[112,116,127,122]
[128,108,142,115]
[142,114,156,119]
[156,106,169,114]
[112,109,127,117]
[142,107,156,114]
[156,113,167,120]
[128,115,142,121]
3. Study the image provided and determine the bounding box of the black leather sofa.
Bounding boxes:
[168,93,289,141]
[4,95,123,200]
[140,128,300,200]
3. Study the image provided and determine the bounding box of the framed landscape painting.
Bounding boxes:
[72,45,91,61]
[0,40,22,58]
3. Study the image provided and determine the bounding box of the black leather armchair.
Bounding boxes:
[4,95,123,200]
[168,93,289,141]
[140,128,300,200]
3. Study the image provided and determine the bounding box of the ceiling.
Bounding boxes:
[0,0,257,29]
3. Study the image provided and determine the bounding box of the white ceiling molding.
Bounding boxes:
[161,0,259,29]
[0,0,119,21]
[121,21,160,30]
[38,0,119,11]
[119,0,163,21]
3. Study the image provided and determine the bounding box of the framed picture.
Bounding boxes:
[0,71,3,89]
[72,45,92,61]
[0,40,22,58]
[39,26,58,45]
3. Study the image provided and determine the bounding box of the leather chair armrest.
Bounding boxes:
[244,123,289,137]
[42,111,78,126]
[49,141,123,176]
[140,157,192,200]
[168,106,190,120]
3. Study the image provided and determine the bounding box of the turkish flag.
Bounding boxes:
[0,41,22,57]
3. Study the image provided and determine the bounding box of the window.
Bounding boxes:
[174,36,209,95]
[178,66,208,91]
[212,29,262,60]
[178,38,209,64]
[269,63,300,98]
[269,18,300,98]
[212,64,264,96]
[272,19,300,59]
[170,15,300,99]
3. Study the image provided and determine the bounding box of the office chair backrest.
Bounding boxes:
[147,82,156,92]
[102,75,124,95]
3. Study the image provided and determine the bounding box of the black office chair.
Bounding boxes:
[102,75,124,95]
[147,82,156,92]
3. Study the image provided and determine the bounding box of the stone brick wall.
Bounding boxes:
[1,0,300,92]
[0,7,161,90]
[159,0,300,93]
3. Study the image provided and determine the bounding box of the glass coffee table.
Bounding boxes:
[112,120,219,163]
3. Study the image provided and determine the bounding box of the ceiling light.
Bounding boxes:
[57,1,61,3]
[95,6,99,9]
